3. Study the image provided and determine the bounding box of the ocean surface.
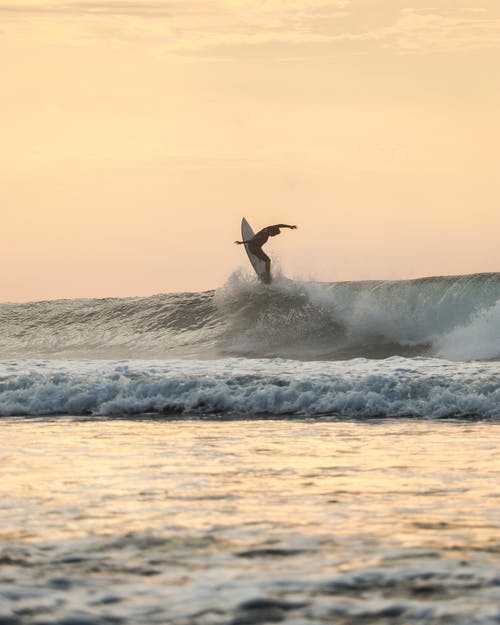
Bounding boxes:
[1,272,499,624]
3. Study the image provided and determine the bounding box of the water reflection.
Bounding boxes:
[1,419,499,624]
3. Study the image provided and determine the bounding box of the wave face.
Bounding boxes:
[1,272,499,361]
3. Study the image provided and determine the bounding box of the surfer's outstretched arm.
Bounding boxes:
[235,230,266,244]
[271,224,297,229]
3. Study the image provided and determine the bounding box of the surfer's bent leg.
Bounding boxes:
[249,244,271,282]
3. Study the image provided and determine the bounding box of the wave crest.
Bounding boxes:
[1,272,499,361]
[217,272,500,361]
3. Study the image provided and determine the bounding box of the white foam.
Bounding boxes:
[302,277,500,358]
[436,300,500,360]
[1,358,498,418]
[214,272,500,361]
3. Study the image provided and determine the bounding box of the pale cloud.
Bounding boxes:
[382,9,500,52]
[0,1,195,15]
[0,0,347,17]
[1,0,499,55]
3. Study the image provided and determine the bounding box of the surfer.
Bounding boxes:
[235,223,297,283]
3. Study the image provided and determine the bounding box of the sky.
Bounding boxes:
[2,0,500,301]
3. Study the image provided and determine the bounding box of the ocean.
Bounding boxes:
[1,272,499,624]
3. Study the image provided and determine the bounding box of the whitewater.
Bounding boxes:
[2,272,500,625]
[0,271,499,418]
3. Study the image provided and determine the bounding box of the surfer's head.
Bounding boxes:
[268,226,280,236]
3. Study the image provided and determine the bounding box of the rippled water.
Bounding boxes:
[1,418,500,624]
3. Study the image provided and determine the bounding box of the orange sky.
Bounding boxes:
[2,0,500,301]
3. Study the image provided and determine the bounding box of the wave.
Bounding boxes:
[1,358,499,418]
[1,272,499,361]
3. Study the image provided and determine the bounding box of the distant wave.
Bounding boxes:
[1,272,499,361]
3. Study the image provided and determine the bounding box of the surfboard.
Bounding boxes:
[241,218,268,283]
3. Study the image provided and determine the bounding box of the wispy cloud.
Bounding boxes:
[380,9,500,52]
[0,1,194,15]
[0,0,347,17]
[1,1,499,56]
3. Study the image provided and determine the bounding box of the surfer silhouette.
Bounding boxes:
[235,224,297,283]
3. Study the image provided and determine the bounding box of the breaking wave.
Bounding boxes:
[1,272,499,362]
[1,358,499,418]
